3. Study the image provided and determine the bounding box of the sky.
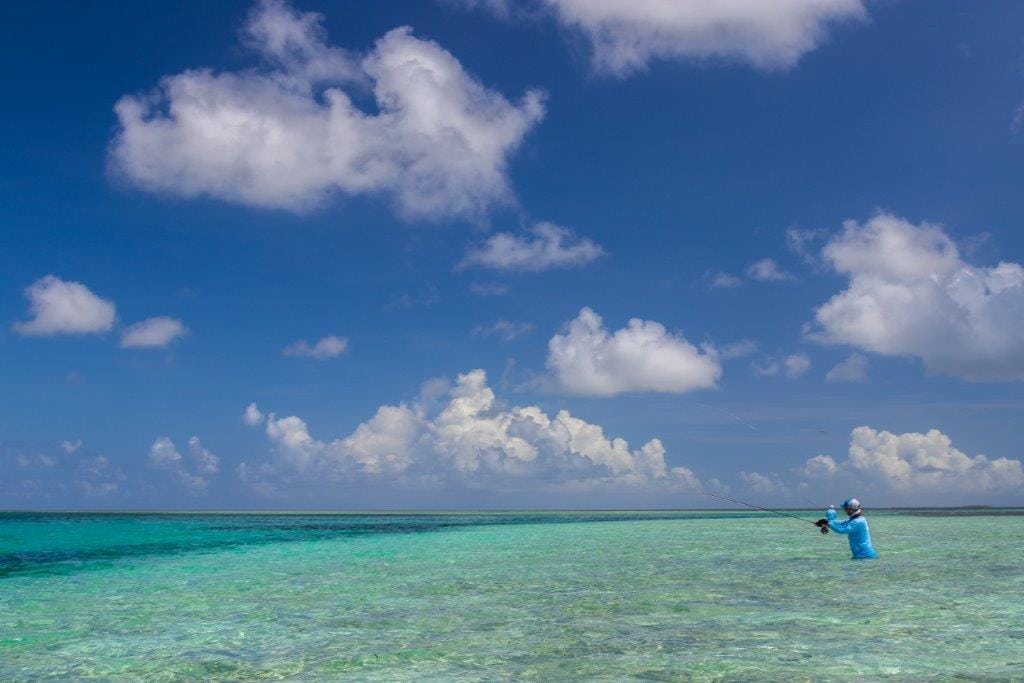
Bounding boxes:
[2,0,1023,510]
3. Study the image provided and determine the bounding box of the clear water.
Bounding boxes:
[1,510,1022,680]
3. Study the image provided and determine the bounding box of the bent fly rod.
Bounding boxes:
[700,490,829,534]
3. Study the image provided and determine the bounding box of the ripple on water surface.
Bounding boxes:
[0,510,1022,680]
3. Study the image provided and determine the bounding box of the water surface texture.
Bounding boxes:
[1,510,1022,680]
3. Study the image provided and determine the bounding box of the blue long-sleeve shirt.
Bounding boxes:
[826,510,877,559]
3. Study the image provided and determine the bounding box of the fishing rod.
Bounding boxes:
[700,490,829,534]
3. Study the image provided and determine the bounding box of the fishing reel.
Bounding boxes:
[814,519,830,534]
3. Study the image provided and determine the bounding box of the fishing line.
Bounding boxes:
[699,490,827,532]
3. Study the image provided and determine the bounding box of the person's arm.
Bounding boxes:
[825,507,853,534]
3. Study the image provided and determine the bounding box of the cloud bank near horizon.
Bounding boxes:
[239,368,701,494]
[797,426,1024,495]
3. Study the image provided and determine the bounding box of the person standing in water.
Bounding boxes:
[815,498,877,559]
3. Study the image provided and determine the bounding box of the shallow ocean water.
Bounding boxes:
[1,510,1022,680]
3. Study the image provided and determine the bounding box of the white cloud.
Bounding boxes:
[739,470,784,494]
[705,477,729,494]
[149,436,220,490]
[149,437,182,469]
[546,307,720,396]
[79,481,119,497]
[784,353,811,377]
[751,359,779,377]
[16,454,57,468]
[710,272,742,288]
[799,454,837,478]
[752,352,809,378]
[712,260,795,287]
[720,340,758,360]
[339,405,424,476]
[459,222,604,272]
[242,369,701,491]
[187,436,221,475]
[77,455,125,497]
[1011,104,1024,135]
[13,275,116,336]
[120,316,188,349]
[244,402,265,426]
[802,426,1024,493]
[472,319,533,342]
[242,0,362,83]
[826,353,869,382]
[454,0,865,76]
[283,335,348,359]
[746,258,794,282]
[60,439,83,454]
[809,213,1024,381]
[110,0,545,222]
[786,227,827,268]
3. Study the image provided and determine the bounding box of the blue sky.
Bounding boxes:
[2,0,1023,509]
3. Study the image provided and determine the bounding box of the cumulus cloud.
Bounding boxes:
[710,272,742,288]
[454,0,865,76]
[746,258,795,282]
[472,319,533,342]
[784,353,811,377]
[188,436,221,475]
[60,439,83,454]
[110,0,545,221]
[739,470,784,494]
[720,340,758,360]
[546,308,720,396]
[283,335,348,359]
[800,426,1024,493]
[149,436,220,490]
[13,275,117,336]
[826,353,868,382]
[120,316,188,349]
[809,213,1024,381]
[148,437,181,469]
[78,455,126,497]
[799,454,837,478]
[752,352,810,378]
[241,369,701,491]
[712,259,795,288]
[459,222,604,272]
[244,402,265,426]
[5,445,127,498]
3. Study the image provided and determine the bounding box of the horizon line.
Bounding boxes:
[1,505,1014,515]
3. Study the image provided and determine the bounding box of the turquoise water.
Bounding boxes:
[1,510,1022,680]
